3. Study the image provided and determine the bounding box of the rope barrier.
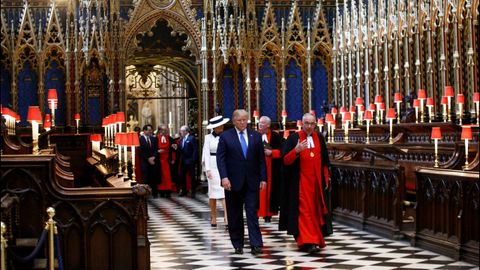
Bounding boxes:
[7,229,48,263]
[54,233,64,270]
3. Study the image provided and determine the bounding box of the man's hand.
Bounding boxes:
[206,170,213,180]
[295,139,308,154]
[158,149,165,154]
[221,178,231,191]
[171,144,178,150]
[264,149,272,156]
[259,181,267,191]
[148,156,155,165]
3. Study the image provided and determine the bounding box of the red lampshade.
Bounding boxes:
[109,114,117,124]
[356,97,364,106]
[350,106,356,113]
[102,117,107,127]
[343,112,351,122]
[317,118,324,125]
[281,110,288,117]
[45,114,51,121]
[115,133,128,146]
[394,92,403,103]
[127,132,140,146]
[15,113,20,122]
[441,96,448,105]
[44,121,51,129]
[331,107,338,114]
[379,102,386,111]
[310,110,316,117]
[364,110,373,120]
[90,134,102,142]
[74,113,80,121]
[461,126,472,140]
[253,110,259,117]
[296,120,303,127]
[418,89,427,100]
[386,108,396,119]
[27,106,42,123]
[340,107,347,114]
[413,99,420,108]
[116,111,126,123]
[375,95,383,104]
[368,104,376,112]
[426,98,434,107]
[474,92,480,103]
[445,86,454,97]
[359,105,365,112]
[325,113,334,123]
[457,94,465,104]
[431,127,442,140]
[47,89,58,101]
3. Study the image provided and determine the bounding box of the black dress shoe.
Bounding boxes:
[211,223,217,227]
[307,245,320,254]
[234,248,243,254]
[250,246,263,255]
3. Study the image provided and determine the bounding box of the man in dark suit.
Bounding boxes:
[217,109,267,255]
[178,125,198,197]
[139,124,160,197]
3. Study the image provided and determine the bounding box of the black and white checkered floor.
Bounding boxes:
[148,194,478,270]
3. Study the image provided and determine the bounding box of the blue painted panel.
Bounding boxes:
[44,60,66,125]
[260,60,277,121]
[222,67,234,119]
[312,60,328,117]
[237,70,243,110]
[17,61,38,126]
[286,59,303,121]
[1,66,11,107]
[88,97,101,125]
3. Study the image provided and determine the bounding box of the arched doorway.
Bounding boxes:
[125,18,199,136]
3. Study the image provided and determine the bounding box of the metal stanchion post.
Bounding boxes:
[46,207,56,270]
[1,222,7,270]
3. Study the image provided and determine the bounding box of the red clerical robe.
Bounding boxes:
[283,130,329,248]
[258,131,281,217]
[157,135,173,191]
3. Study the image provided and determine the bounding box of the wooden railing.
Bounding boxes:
[415,168,479,264]
[0,154,151,270]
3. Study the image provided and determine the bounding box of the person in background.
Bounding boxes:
[177,125,197,197]
[257,116,283,223]
[139,124,160,198]
[157,124,175,198]
[133,126,143,184]
[280,113,332,254]
[216,109,267,255]
[202,115,229,229]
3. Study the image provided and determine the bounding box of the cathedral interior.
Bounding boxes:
[0,0,479,269]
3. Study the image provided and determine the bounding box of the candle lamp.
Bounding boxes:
[457,94,465,125]
[445,86,454,122]
[364,110,373,144]
[441,96,448,123]
[74,113,81,134]
[374,95,383,124]
[413,99,420,123]
[47,89,58,127]
[378,103,386,124]
[296,120,302,131]
[27,106,42,154]
[127,132,140,185]
[340,107,347,129]
[474,92,480,125]
[331,107,338,125]
[281,110,287,131]
[418,89,427,123]
[431,127,442,167]
[386,108,396,144]
[325,113,334,143]
[116,111,125,133]
[44,114,51,132]
[343,112,351,143]
[349,106,356,127]
[317,118,324,132]
[426,98,434,123]
[394,92,403,123]
[122,133,129,179]
[368,103,376,126]
[355,97,364,125]
[90,134,102,153]
[109,114,117,147]
[253,110,260,129]
[461,125,472,167]
[102,117,108,147]
[358,105,365,125]
[114,132,124,177]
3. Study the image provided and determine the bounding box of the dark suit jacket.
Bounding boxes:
[139,135,159,183]
[217,128,267,192]
[179,134,197,166]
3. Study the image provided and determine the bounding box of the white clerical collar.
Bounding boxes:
[306,135,315,148]
[160,135,166,143]
[262,133,268,143]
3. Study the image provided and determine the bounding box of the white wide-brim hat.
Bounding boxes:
[206,115,229,129]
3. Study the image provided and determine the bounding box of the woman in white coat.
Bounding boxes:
[202,115,229,228]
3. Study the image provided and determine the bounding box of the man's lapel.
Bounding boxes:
[232,129,246,159]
